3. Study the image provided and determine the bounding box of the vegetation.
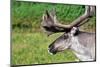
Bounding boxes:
[11,0,96,65]
[12,32,78,65]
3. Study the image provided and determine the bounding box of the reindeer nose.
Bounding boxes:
[48,45,57,55]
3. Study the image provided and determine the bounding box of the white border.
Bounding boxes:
[0,0,10,67]
[17,0,96,5]
[0,0,100,67]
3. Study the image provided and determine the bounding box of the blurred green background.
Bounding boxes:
[11,0,96,65]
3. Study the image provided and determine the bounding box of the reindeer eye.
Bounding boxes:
[64,34,68,39]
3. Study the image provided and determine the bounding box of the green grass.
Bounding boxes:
[12,32,78,65]
[12,1,96,32]
[12,1,86,31]
[11,1,96,65]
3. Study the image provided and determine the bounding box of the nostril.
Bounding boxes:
[48,44,54,49]
[48,46,57,55]
[49,44,52,48]
[48,47,52,53]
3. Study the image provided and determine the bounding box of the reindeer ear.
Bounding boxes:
[70,27,79,36]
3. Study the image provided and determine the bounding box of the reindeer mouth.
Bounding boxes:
[48,48,57,55]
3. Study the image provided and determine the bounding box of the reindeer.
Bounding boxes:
[41,5,96,61]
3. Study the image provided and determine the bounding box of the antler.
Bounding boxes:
[41,5,95,36]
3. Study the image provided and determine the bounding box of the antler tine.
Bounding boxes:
[76,6,95,27]
[55,6,95,28]
[69,6,90,28]
[41,5,95,36]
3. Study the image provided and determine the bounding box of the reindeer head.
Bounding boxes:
[48,27,79,54]
[41,6,95,55]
